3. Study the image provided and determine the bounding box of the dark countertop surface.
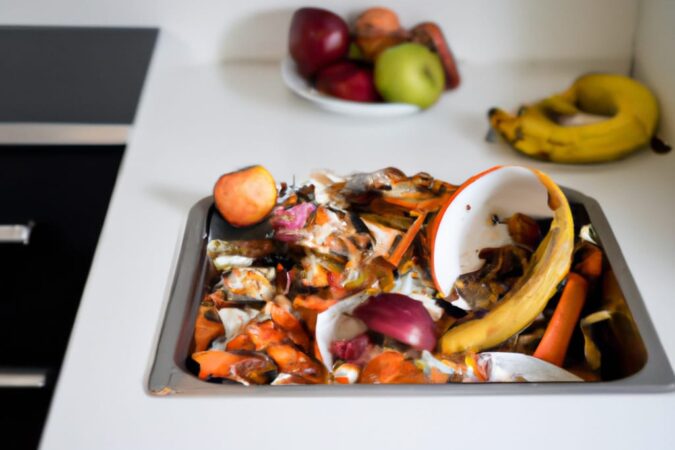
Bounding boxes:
[0,26,157,124]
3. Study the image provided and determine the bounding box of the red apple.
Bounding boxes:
[315,61,380,102]
[289,8,350,77]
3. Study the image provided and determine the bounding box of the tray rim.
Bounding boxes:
[147,189,675,396]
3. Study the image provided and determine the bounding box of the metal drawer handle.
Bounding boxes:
[0,368,47,388]
[0,222,34,244]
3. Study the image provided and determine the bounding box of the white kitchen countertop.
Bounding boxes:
[40,36,675,449]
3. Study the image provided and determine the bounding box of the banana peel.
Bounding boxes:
[489,74,659,163]
[440,169,574,354]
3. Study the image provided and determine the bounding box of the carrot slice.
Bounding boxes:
[192,350,276,384]
[292,295,338,313]
[429,368,451,384]
[270,304,311,352]
[267,344,326,384]
[359,351,426,384]
[293,295,338,334]
[226,333,255,351]
[314,206,332,225]
[193,305,224,352]
[382,194,450,212]
[533,272,589,366]
[385,212,427,267]
[313,340,323,364]
[574,244,603,281]
[245,320,289,351]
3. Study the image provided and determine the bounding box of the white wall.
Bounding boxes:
[633,0,675,142]
[3,0,639,65]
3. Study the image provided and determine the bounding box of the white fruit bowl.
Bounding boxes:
[280,56,421,118]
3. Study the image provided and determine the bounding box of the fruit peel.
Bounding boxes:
[440,168,574,354]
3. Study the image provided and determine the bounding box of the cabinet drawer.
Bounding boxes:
[0,146,123,368]
[0,388,52,450]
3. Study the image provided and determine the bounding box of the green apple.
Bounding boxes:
[374,43,445,108]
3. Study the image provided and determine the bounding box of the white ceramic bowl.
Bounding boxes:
[280,56,421,118]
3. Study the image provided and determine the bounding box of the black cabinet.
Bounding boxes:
[0,145,123,449]
[0,389,52,450]
[0,25,156,449]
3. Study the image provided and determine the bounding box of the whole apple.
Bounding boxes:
[315,61,379,103]
[289,8,350,77]
[374,43,446,108]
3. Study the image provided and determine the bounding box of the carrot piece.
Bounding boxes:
[314,206,332,225]
[385,212,427,267]
[429,368,451,384]
[193,350,246,380]
[313,340,323,364]
[292,294,337,313]
[533,273,589,366]
[297,309,318,334]
[192,350,276,384]
[270,304,311,352]
[245,320,288,350]
[193,305,224,353]
[381,194,450,212]
[226,333,255,351]
[359,351,426,384]
[574,244,603,281]
[293,295,337,334]
[267,344,326,384]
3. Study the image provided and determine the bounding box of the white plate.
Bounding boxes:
[280,56,421,118]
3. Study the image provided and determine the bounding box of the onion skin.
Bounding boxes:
[330,333,370,362]
[270,202,316,242]
[353,293,437,351]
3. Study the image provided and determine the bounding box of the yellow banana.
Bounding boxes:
[489,74,659,163]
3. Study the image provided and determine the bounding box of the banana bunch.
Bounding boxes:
[489,74,659,163]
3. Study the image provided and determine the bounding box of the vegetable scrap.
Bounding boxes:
[190,166,621,385]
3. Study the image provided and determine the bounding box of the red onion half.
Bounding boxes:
[353,293,437,351]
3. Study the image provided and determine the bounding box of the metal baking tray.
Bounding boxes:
[148,189,674,395]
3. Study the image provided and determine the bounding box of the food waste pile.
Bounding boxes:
[190,165,618,385]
